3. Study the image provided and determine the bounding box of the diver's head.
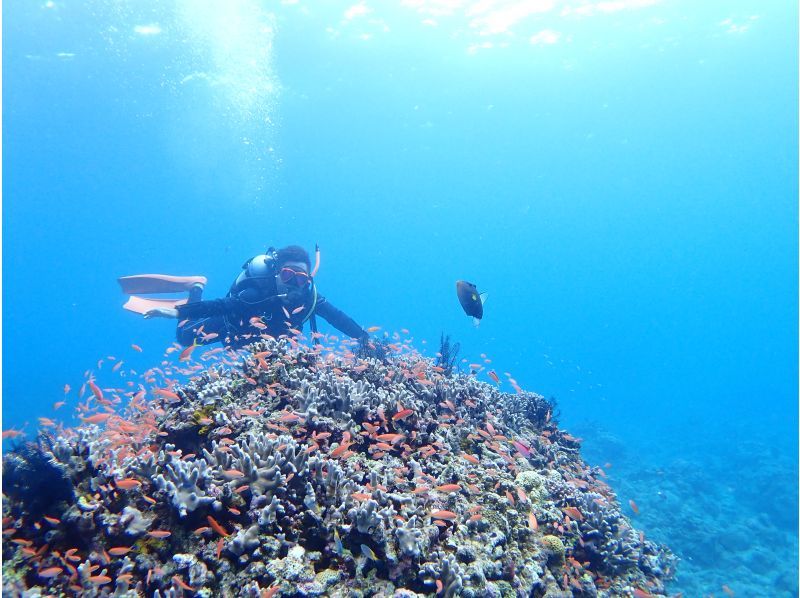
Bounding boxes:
[275,245,312,295]
[276,245,311,272]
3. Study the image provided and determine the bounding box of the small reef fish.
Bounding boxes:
[207,515,230,537]
[81,413,112,424]
[430,510,457,521]
[88,380,105,402]
[179,341,200,362]
[360,544,379,560]
[392,409,414,421]
[455,280,488,326]
[528,512,538,531]
[562,506,583,521]
[512,440,531,457]
[38,567,64,578]
[375,433,404,443]
[173,575,193,591]
[154,388,181,401]
[333,528,344,555]
[114,478,141,490]
[629,499,640,515]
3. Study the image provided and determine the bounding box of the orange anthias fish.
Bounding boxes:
[528,511,538,531]
[81,413,112,424]
[38,566,64,578]
[88,380,104,402]
[429,510,457,521]
[179,340,200,362]
[629,499,640,515]
[392,409,414,421]
[206,515,230,537]
[560,506,583,521]
[115,478,142,490]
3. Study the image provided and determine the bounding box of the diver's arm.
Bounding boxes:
[176,295,285,320]
[176,298,240,319]
[177,316,228,347]
[314,297,369,340]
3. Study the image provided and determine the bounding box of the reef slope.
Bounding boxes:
[2,338,675,597]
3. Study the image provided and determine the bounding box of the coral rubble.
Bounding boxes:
[2,335,676,596]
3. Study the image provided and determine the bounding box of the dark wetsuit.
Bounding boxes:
[175,277,367,349]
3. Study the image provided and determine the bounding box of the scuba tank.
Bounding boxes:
[228,248,280,303]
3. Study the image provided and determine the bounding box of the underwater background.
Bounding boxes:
[3,0,797,595]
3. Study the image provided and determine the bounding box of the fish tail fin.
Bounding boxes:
[472,317,481,327]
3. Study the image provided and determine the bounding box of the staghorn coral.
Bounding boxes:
[153,456,215,517]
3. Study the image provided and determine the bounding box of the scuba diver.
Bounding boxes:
[118,245,370,349]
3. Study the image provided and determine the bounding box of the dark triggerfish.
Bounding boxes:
[456,280,488,326]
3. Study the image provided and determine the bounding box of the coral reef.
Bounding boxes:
[2,334,676,596]
[2,433,74,519]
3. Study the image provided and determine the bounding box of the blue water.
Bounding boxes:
[4,1,797,595]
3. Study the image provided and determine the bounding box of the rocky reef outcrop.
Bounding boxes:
[2,335,676,597]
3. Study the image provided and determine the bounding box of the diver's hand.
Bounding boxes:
[143,308,179,319]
